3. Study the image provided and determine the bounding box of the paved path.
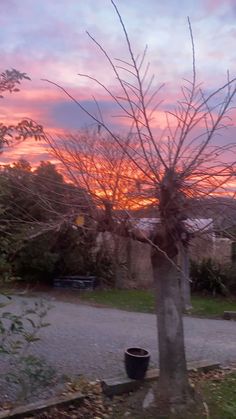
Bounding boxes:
[2,295,236,381]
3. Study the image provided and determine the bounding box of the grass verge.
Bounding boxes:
[79,289,236,317]
[10,371,235,418]
[200,371,236,419]
[111,371,236,419]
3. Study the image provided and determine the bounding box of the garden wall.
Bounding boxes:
[95,232,233,289]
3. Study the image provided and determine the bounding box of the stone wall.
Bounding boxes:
[128,239,153,288]
[189,235,232,265]
[95,232,153,288]
[212,237,232,265]
[95,232,233,289]
[189,234,214,262]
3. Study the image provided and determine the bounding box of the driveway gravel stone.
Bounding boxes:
[1,294,236,381]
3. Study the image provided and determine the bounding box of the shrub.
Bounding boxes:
[0,297,56,402]
[93,249,114,287]
[190,258,229,296]
[54,227,95,276]
[222,265,236,295]
[13,234,60,283]
[6,355,56,402]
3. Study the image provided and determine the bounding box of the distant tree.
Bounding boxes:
[0,159,97,282]
[0,69,44,281]
[46,130,145,211]
[46,130,144,288]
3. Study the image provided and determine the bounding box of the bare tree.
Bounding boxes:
[45,130,142,210]
[43,1,236,413]
[45,130,148,288]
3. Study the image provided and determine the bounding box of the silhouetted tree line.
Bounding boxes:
[0,159,108,284]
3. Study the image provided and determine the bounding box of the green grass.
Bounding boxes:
[111,372,236,419]
[79,289,156,313]
[201,372,236,419]
[192,295,236,317]
[79,289,236,317]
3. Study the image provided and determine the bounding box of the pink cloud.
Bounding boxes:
[205,0,230,12]
[1,0,235,170]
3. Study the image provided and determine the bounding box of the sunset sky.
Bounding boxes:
[1,0,236,165]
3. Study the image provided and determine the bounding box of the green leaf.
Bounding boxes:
[23,333,40,343]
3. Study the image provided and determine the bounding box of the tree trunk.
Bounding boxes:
[179,243,192,312]
[114,235,128,289]
[152,248,193,413]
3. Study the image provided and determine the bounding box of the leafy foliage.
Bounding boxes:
[0,119,45,147]
[6,355,56,402]
[14,236,60,282]
[0,298,51,355]
[0,237,16,282]
[190,259,229,296]
[54,225,96,276]
[93,250,115,287]
[0,70,57,404]
[0,69,45,149]
[0,159,98,283]
[0,297,55,402]
[0,69,30,97]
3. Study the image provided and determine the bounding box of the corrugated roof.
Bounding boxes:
[134,217,213,234]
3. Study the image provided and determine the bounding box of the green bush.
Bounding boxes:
[0,237,17,283]
[6,355,56,402]
[93,249,114,287]
[54,226,96,277]
[190,258,229,296]
[14,235,60,283]
[222,265,236,295]
[0,159,96,285]
[0,297,56,402]
[11,225,115,286]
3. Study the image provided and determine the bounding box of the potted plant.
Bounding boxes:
[124,347,150,380]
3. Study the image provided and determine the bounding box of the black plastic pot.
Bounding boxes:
[124,347,150,380]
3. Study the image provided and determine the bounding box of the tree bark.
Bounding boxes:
[152,247,193,412]
[114,235,128,289]
[179,243,192,312]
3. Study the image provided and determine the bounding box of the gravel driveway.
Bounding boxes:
[1,294,236,381]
